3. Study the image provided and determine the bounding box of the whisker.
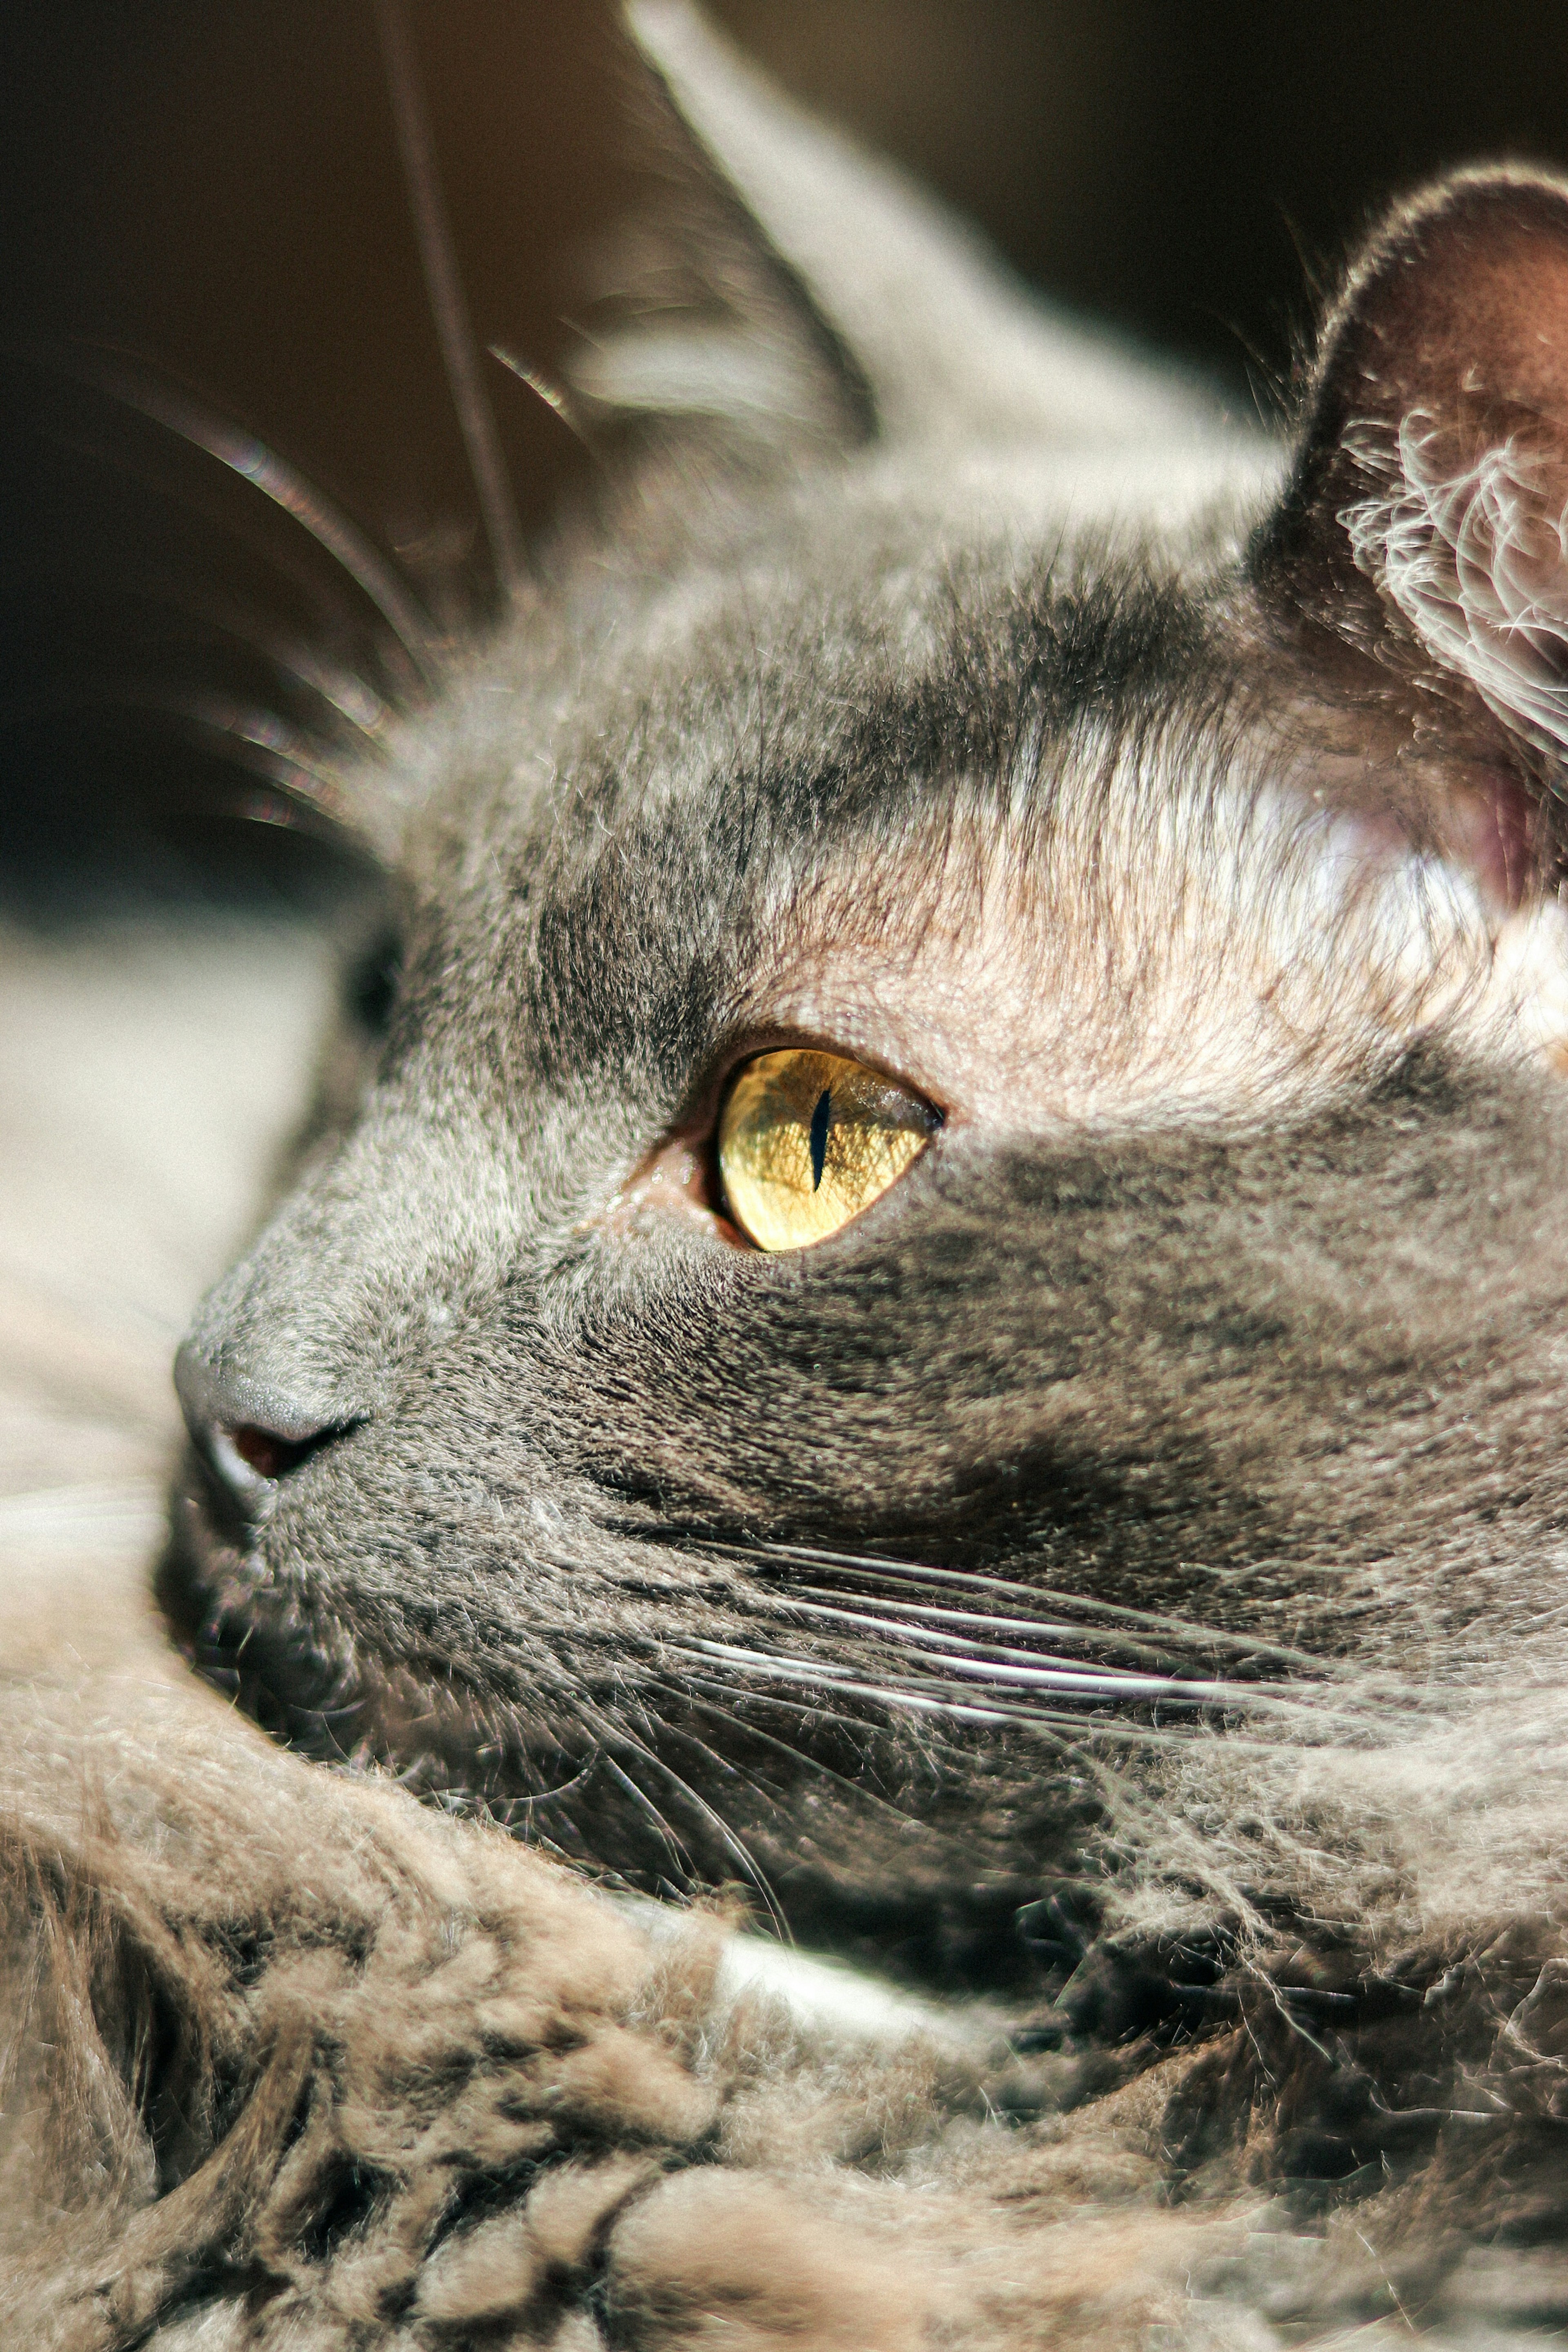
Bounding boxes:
[223,633,389,744]
[668,1665,1311,1755]
[632,1750,789,1942]
[697,1535,1349,1677]
[0,682,358,829]
[666,1637,1388,1743]
[375,0,524,597]
[745,1586,1442,1714]
[131,580,394,746]
[671,1642,1096,1728]
[16,343,442,685]
[596,1746,698,1888]
[482,1755,601,1814]
[766,1586,1165,1654]
[631,1712,800,1942]
[654,1664,1276,1954]
[653,1668,967,1755]
[577,1696,788,1936]
[9,522,394,752]
[490,345,595,447]
[641,1674,931,1831]
[750,1588,1315,1687]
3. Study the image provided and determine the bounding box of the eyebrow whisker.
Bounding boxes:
[14,342,443,686]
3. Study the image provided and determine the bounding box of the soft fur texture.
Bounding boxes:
[7,992,1568,2349]
[0,940,1267,2342]
[16,10,1568,2344]
[0,1669,1232,2352]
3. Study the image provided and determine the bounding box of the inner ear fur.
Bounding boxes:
[1261,168,1568,782]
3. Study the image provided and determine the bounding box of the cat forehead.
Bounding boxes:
[405,477,1238,901]
[380,544,1566,1136]
[377,420,1568,1124]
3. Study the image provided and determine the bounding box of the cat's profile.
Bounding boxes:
[11,7,1568,2344]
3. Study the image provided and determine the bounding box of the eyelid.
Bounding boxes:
[683,1025,949,1142]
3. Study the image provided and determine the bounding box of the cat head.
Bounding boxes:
[165,6,1568,1995]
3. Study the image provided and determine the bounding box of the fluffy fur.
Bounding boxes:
[13,11,1568,2344]
[0,1667,1233,2352]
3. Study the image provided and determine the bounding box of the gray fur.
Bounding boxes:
[12,7,1568,2341]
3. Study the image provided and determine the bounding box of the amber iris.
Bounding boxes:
[717,1047,938,1251]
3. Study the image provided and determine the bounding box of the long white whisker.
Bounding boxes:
[744,1577,1448,1719]
[751,1588,1321,1687]
[375,0,524,597]
[666,1637,1386,1741]
[758,1586,1175,1658]
[697,1631,1195,1700]
[745,1588,1443,1716]
[20,345,442,684]
[704,1537,1344,1677]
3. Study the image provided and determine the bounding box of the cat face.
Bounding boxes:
[163,16,1568,1989]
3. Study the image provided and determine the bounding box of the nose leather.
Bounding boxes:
[175,1341,350,1512]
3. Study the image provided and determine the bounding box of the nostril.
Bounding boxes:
[227,1423,335,1482]
[174,1340,357,1511]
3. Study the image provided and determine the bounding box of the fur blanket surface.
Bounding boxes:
[7,924,1568,2351]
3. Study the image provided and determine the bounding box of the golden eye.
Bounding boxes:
[717,1047,939,1253]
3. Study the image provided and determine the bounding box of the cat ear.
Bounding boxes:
[588,1,1225,459]
[1264,168,1568,767]
[561,5,873,463]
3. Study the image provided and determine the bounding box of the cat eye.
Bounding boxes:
[345,927,403,1037]
[717,1048,940,1252]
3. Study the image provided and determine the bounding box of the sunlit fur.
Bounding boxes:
[13,11,1568,2345]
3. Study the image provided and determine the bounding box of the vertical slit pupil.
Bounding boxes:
[809,1088,832,1191]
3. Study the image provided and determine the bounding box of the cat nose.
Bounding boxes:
[174,1341,351,1514]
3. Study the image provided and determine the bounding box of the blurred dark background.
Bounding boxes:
[714,2,1568,398]
[715,2,1568,397]
[5,1,1568,896]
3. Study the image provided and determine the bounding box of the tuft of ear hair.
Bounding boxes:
[1267,168,1568,772]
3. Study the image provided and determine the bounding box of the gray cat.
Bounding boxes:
[13,6,1568,2340]
[169,0,1568,2085]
